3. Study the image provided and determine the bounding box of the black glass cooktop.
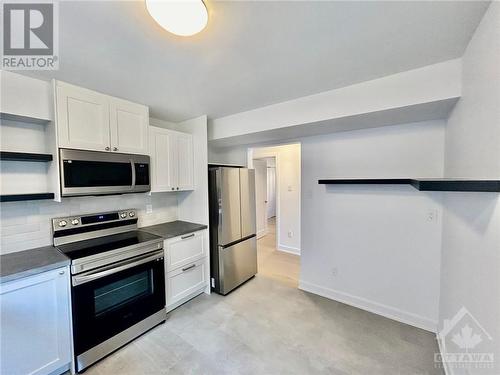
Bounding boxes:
[56,230,162,260]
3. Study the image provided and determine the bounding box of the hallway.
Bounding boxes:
[257,218,300,287]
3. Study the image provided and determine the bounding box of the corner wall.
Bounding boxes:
[300,120,445,331]
[439,3,500,374]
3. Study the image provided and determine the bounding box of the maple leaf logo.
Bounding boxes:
[452,324,483,350]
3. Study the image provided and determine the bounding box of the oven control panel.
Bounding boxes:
[52,209,138,232]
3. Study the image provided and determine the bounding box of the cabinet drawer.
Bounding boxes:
[166,231,205,272]
[166,259,206,307]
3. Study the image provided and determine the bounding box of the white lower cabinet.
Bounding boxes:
[165,230,208,312]
[0,267,72,375]
[166,259,207,311]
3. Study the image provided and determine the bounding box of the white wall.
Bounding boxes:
[176,116,209,225]
[300,120,446,331]
[0,193,178,254]
[208,144,248,166]
[439,3,500,374]
[250,144,301,255]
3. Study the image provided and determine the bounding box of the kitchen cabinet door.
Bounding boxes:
[56,82,110,152]
[166,259,206,311]
[109,97,149,155]
[149,127,177,192]
[0,267,72,375]
[165,230,206,272]
[176,132,194,191]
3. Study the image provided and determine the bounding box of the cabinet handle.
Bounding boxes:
[59,270,65,275]
[105,146,110,151]
[113,147,118,151]
[182,264,196,272]
[181,233,195,240]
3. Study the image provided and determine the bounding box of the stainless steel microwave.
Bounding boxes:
[59,149,150,197]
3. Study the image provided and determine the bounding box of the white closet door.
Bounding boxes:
[267,166,276,218]
[253,159,268,239]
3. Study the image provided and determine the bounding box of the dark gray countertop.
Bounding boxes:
[140,220,207,239]
[0,220,207,284]
[0,245,70,284]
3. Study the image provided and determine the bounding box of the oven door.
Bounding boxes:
[60,148,150,197]
[71,250,165,366]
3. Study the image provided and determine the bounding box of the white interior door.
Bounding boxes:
[254,159,268,239]
[267,166,276,219]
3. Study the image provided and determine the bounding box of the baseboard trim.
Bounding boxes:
[299,280,437,332]
[278,244,301,255]
[166,288,205,313]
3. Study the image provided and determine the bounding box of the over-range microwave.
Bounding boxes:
[59,148,150,197]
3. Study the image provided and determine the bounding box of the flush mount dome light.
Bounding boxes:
[146,0,208,37]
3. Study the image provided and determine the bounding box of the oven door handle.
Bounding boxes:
[72,250,164,287]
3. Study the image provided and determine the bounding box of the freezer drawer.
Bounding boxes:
[219,236,257,295]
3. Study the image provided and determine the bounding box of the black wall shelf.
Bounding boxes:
[0,112,51,125]
[0,193,55,202]
[0,151,53,162]
[318,179,500,192]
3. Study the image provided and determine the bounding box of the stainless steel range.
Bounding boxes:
[52,210,165,373]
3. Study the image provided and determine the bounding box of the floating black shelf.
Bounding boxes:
[0,193,55,202]
[0,151,53,162]
[0,112,51,125]
[318,179,500,192]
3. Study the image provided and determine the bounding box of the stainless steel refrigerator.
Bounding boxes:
[208,166,257,295]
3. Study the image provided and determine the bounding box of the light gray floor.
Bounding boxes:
[84,273,444,375]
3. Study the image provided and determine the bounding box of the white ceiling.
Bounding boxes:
[25,0,489,122]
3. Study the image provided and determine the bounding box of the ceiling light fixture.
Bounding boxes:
[145,0,208,37]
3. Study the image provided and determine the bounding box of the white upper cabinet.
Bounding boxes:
[56,82,110,152]
[149,126,177,192]
[109,97,149,154]
[149,126,194,192]
[55,81,148,154]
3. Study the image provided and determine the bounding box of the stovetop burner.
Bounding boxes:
[56,230,162,260]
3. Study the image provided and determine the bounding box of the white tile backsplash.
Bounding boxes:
[0,192,178,254]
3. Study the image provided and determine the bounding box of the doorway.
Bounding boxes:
[249,144,301,287]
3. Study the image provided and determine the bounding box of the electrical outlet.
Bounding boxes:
[288,185,293,192]
[288,230,293,238]
[146,204,153,214]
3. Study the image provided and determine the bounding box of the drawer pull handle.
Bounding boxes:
[182,264,196,272]
[181,233,195,240]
